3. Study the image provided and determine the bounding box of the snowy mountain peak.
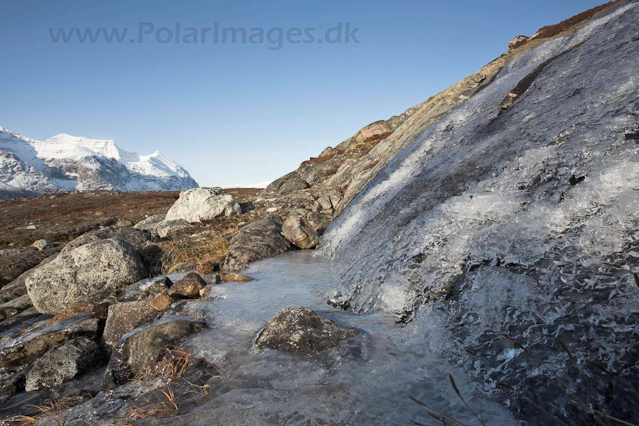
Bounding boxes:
[0,127,198,199]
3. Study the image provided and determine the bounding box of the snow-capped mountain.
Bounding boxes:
[0,126,198,199]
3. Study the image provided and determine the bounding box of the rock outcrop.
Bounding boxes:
[255,307,357,354]
[222,215,291,272]
[165,187,241,223]
[26,239,147,314]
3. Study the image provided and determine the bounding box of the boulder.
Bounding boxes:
[26,239,147,314]
[103,301,157,348]
[25,337,103,391]
[134,213,166,233]
[61,226,151,254]
[165,187,241,223]
[265,172,299,193]
[0,314,100,368]
[155,219,196,239]
[278,177,310,194]
[222,215,291,272]
[282,216,320,249]
[255,307,357,354]
[31,239,53,251]
[168,272,206,298]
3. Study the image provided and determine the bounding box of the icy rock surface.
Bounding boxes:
[322,4,639,421]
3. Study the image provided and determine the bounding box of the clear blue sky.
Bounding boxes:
[0,0,607,187]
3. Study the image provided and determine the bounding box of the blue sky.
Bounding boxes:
[0,0,607,187]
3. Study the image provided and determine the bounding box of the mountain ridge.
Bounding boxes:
[0,126,198,199]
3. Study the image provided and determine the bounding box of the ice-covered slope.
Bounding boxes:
[323,3,639,422]
[0,127,198,199]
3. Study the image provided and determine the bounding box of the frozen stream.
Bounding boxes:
[167,251,517,425]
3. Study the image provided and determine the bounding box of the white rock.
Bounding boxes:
[165,187,241,223]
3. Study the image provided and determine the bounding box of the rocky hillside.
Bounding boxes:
[0,1,636,424]
[0,127,198,199]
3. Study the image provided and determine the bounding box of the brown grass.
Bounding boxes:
[128,386,179,421]
[157,233,231,274]
[301,150,343,166]
[1,398,69,426]
[533,0,621,40]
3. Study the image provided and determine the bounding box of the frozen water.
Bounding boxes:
[165,251,517,425]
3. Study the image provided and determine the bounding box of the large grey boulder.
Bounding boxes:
[255,307,357,354]
[282,216,320,249]
[222,215,291,272]
[25,239,147,314]
[25,337,102,391]
[165,187,241,223]
[62,226,151,254]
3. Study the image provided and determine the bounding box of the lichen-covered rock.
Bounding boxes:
[0,314,99,368]
[61,226,151,254]
[282,216,320,249]
[168,272,206,298]
[103,301,157,348]
[155,219,195,239]
[0,255,56,304]
[25,337,103,391]
[165,187,241,223]
[222,215,291,272]
[255,306,357,354]
[25,239,147,314]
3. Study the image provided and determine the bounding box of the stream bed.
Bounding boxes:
[166,251,517,425]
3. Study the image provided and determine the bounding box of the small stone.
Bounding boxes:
[103,301,157,348]
[149,294,172,311]
[155,219,196,239]
[219,273,253,282]
[115,219,134,227]
[26,225,38,230]
[266,207,278,213]
[31,239,53,251]
[168,272,206,298]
